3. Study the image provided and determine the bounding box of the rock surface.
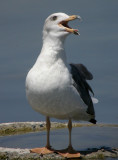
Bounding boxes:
[1,121,118,136]
[0,147,118,160]
[0,122,67,136]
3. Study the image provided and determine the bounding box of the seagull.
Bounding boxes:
[26,12,97,158]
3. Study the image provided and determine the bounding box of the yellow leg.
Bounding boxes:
[45,116,51,149]
[30,116,53,154]
[58,119,80,158]
[68,118,73,150]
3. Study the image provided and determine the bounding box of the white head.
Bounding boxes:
[43,12,81,41]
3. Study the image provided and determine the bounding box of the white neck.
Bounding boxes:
[35,34,68,67]
[43,33,66,51]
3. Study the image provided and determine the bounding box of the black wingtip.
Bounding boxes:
[89,119,97,124]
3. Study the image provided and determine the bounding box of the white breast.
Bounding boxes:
[26,58,89,120]
[26,38,90,121]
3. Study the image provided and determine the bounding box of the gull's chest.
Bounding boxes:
[26,61,71,95]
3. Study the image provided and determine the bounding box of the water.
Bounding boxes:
[0,126,118,150]
[0,1,118,124]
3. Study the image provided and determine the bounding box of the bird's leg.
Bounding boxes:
[45,116,51,149]
[67,118,74,152]
[57,119,80,158]
[30,116,53,154]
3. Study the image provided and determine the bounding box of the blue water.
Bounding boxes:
[0,0,118,124]
[1,126,118,150]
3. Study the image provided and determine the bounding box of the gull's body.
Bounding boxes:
[26,38,93,121]
[26,12,97,157]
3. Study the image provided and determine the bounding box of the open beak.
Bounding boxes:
[58,15,81,35]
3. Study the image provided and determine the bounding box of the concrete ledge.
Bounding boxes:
[0,122,66,136]
[0,147,118,160]
[1,121,118,136]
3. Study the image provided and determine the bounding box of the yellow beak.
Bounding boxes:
[58,15,81,35]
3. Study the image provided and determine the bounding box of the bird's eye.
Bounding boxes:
[52,16,57,21]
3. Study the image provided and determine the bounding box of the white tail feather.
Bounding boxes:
[91,97,99,104]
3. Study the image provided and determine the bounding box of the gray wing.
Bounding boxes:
[70,63,96,123]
